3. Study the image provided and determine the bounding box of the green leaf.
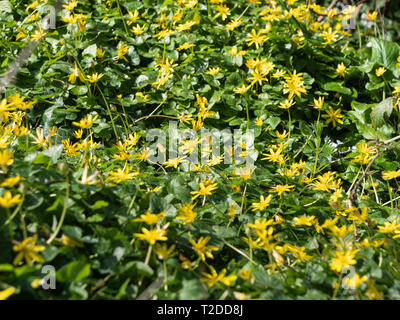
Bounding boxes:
[120,261,154,277]
[71,86,88,96]
[367,37,400,71]
[225,72,243,88]
[322,82,352,95]
[371,97,394,127]
[90,200,109,210]
[82,44,97,58]
[0,0,12,12]
[179,279,204,300]
[265,116,281,130]
[57,261,91,282]
[42,144,64,163]
[0,264,13,272]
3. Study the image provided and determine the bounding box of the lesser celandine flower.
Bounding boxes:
[133,210,165,225]
[375,67,386,77]
[189,236,219,262]
[13,234,45,265]
[366,11,378,21]
[72,114,98,129]
[311,96,324,109]
[0,191,22,208]
[335,62,348,77]
[252,194,273,211]
[269,184,295,196]
[190,182,218,200]
[134,226,168,245]
[0,287,15,300]
[86,72,104,83]
[322,106,344,127]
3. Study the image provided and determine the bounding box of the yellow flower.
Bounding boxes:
[176,203,197,224]
[233,84,251,94]
[72,114,98,129]
[113,42,129,62]
[0,287,15,300]
[73,129,83,139]
[62,0,78,11]
[261,143,287,164]
[283,70,307,98]
[246,29,268,49]
[278,99,296,109]
[352,141,376,165]
[252,195,273,211]
[134,226,168,245]
[201,266,237,287]
[344,273,368,289]
[232,166,255,180]
[311,96,324,110]
[247,218,275,231]
[163,156,187,168]
[214,4,230,21]
[205,67,221,76]
[312,171,337,192]
[320,28,338,45]
[154,243,176,260]
[378,219,399,234]
[153,29,174,39]
[127,10,139,25]
[177,42,196,51]
[366,11,378,21]
[133,210,165,225]
[175,20,198,32]
[275,130,288,140]
[335,62,348,77]
[375,67,386,77]
[248,69,268,86]
[329,249,358,272]
[0,149,14,166]
[293,215,316,227]
[189,236,219,262]
[30,28,46,41]
[13,234,45,265]
[105,165,139,183]
[270,184,295,196]
[0,191,23,208]
[1,176,24,188]
[322,106,344,127]
[328,224,353,238]
[131,24,146,35]
[86,72,104,83]
[272,69,285,79]
[190,182,218,200]
[225,18,243,31]
[60,235,84,247]
[381,170,400,181]
[397,56,400,68]
[255,117,263,126]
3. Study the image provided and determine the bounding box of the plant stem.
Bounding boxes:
[47,176,70,244]
[96,83,118,138]
[144,244,153,265]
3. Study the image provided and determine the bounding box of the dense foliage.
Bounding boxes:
[1,0,400,300]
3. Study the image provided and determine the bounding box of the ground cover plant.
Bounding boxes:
[1,0,400,300]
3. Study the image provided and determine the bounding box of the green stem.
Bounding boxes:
[96,83,118,138]
[144,244,153,265]
[47,176,70,244]
[116,0,129,35]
